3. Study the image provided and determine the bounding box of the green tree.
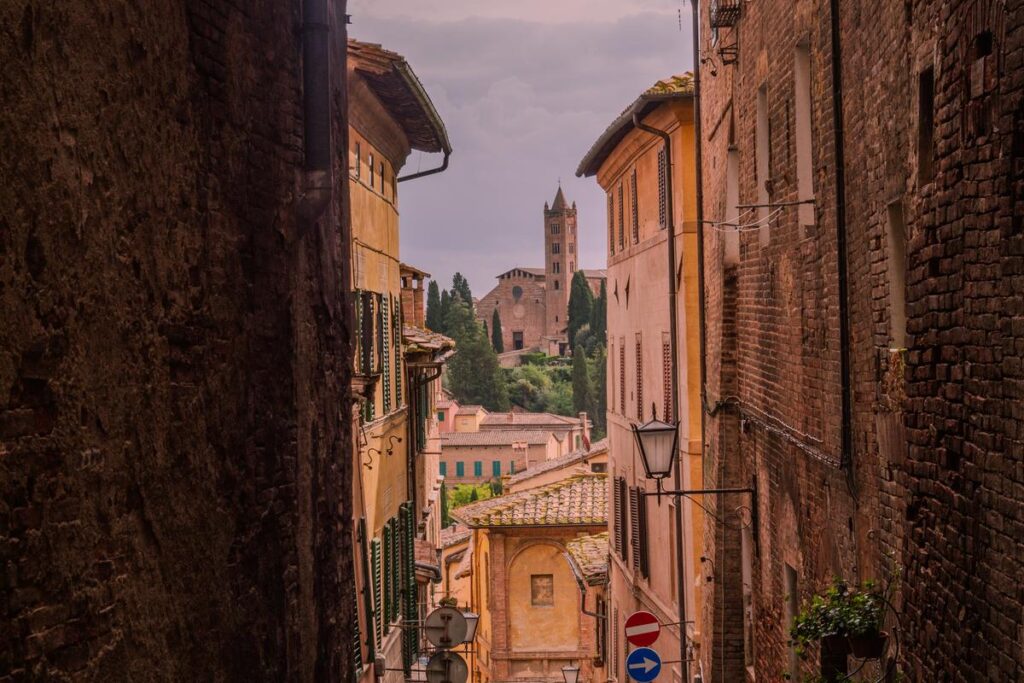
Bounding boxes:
[469,488,479,502]
[440,483,450,527]
[590,280,607,344]
[426,280,443,331]
[451,272,473,308]
[447,298,510,411]
[438,289,452,334]
[567,271,595,351]
[491,309,504,352]
[590,344,607,438]
[572,346,593,417]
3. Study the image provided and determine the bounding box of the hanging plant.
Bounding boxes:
[790,579,889,660]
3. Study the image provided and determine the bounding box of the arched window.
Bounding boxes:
[512,286,523,300]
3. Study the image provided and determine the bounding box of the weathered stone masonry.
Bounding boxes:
[700,0,1024,680]
[0,2,354,681]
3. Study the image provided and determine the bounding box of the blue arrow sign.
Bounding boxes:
[626,647,662,682]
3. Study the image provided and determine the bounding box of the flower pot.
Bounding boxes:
[848,631,888,659]
[820,633,848,655]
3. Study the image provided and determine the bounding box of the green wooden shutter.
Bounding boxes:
[400,503,418,672]
[382,296,392,413]
[371,538,383,646]
[352,581,363,678]
[382,524,392,635]
[393,296,403,407]
[391,518,401,623]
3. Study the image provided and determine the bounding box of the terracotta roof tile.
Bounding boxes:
[566,532,609,585]
[480,412,580,427]
[506,439,608,486]
[441,430,553,447]
[440,524,471,549]
[452,474,607,527]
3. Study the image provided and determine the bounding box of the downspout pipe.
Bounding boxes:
[631,112,689,683]
[829,0,853,471]
[298,0,333,223]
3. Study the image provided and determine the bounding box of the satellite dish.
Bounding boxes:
[426,651,469,683]
[423,607,468,648]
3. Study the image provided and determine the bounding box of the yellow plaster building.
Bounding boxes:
[576,74,705,681]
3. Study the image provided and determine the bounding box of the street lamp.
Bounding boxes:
[561,664,580,683]
[631,410,679,480]
[462,612,479,643]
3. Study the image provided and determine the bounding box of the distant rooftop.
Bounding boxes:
[506,438,608,486]
[496,267,546,279]
[480,412,581,428]
[441,430,553,447]
[440,524,471,549]
[452,474,607,527]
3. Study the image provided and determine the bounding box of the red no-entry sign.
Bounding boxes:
[624,610,661,647]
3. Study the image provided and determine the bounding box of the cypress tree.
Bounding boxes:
[438,289,452,334]
[567,271,594,351]
[590,280,607,344]
[491,309,504,352]
[590,344,607,438]
[572,347,593,418]
[426,280,442,331]
[451,272,473,309]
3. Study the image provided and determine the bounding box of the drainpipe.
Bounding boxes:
[397,150,450,183]
[829,0,853,472]
[631,112,689,683]
[691,0,708,467]
[297,0,333,224]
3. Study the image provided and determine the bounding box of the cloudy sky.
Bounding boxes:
[349,0,693,297]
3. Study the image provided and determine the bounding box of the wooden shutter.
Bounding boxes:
[635,487,649,577]
[658,147,668,229]
[663,337,673,421]
[358,518,376,663]
[393,296,403,406]
[371,538,383,645]
[382,524,392,634]
[631,168,639,244]
[635,333,644,421]
[391,518,401,624]
[619,341,626,414]
[375,293,385,375]
[382,296,391,413]
[616,477,628,561]
[608,193,615,256]
[617,183,625,251]
[400,503,418,672]
[352,582,363,677]
[629,486,641,574]
[612,477,624,557]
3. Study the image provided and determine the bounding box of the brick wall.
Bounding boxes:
[0,1,354,680]
[700,0,1024,680]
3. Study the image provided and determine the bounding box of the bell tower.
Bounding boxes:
[543,184,577,349]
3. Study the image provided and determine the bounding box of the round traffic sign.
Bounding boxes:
[626,647,662,682]
[426,651,469,683]
[423,607,468,648]
[624,610,661,647]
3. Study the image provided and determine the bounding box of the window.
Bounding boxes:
[569,243,575,254]
[756,84,771,245]
[569,261,574,271]
[379,162,385,193]
[492,461,501,477]
[724,147,740,264]
[552,243,561,254]
[575,435,582,449]
[596,595,608,666]
[794,43,815,234]
[530,575,554,606]
[635,333,643,421]
[512,285,523,300]
[354,141,361,178]
[553,280,560,290]
[510,460,516,474]
[437,411,445,422]
[918,66,935,184]
[456,461,465,477]
[613,477,628,559]
[513,331,524,350]
[657,147,667,229]
[631,168,639,243]
[886,201,907,349]
[473,461,482,477]
[785,565,799,680]
[369,153,375,187]
[439,462,447,476]
[553,261,561,274]
[551,223,561,234]
[591,462,607,474]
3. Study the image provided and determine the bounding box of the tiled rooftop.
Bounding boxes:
[566,532,609,586]
[480,412,580,427]
[452,474,607,527]
[456,405,485,415]
[506,438,608,486]
[441,430,553,447]
[440,524,471,549]
[402,325,455,354]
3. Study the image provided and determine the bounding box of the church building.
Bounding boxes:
[477,187,605,357]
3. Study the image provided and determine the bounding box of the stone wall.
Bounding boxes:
[0,1,354,680]
[699,0,1024,679]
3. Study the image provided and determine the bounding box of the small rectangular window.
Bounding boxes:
[794,43,815,234]
[551,223,560,234]
[553,262,560,273]
[886,201,908,349]
[553,280,560,290]
[456,461,464,477]
[353,141,361,178]
[473,461,482,477]
[437,411,445,422]
[510,460,516,474]
[552,243,561,254]
[379,162,385,192]
[918,66,935,184]
[530,575,554,605]
[492,461,501,477]
[439,462,447,476]
[513,332,524,350]
[369,153,375,187]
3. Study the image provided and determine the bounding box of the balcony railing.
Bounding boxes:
[710,0,741,28]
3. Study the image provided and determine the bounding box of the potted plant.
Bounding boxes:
[790,579,889,660]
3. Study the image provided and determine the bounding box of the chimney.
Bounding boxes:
[578,412,590,445]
